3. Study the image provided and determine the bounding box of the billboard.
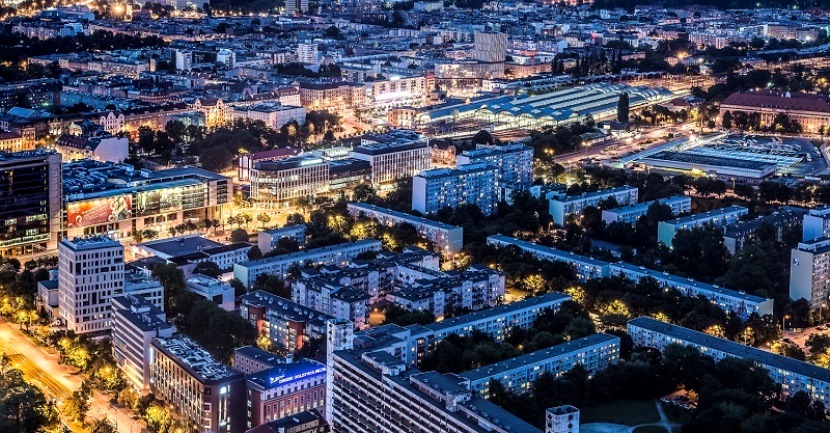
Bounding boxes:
[134,188,184,217]
[66,195,132,228]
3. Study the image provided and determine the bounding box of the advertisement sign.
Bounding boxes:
[66,195,132,228]
[135,188,184,217]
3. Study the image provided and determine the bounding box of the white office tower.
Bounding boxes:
[58,236,124,334]
[472,31,507,63]
[284,0,308,15]
[325,319,354,422]
[790,237,830,308]
[547,406,579,433]
[174,49,192,71]
[803,206,830,241]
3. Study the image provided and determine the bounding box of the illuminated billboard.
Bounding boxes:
[66,195,132,228]
[135,188,184,217]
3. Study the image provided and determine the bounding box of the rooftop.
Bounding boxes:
[139,235,223,258]
[239,239,381,268]
[629,317,830,383]
[552,186,638,204]
[152,336,241,382]
[416,163,497,179]
[643,151,778,171]
[487,234,612,268]
[239,290,333,323]
[721,90,830,114]
[347,202,462,231]
[663,205,748,226]
[61,235,122,251]
[246,359,326,390]
[424,291,571,333]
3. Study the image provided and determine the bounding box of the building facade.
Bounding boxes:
[657,206,749,247]
[111,295,174,392]
[412,163,499,216]
[245,360,326,428]
[549,186,639,226]
[347,202,463,253]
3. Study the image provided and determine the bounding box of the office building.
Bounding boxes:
[296,44,318,65]
[136,236,251,272]
[601,195,691,225]
[609,262,773,318]
[549,186,639,226]
[284,0,309,15]
[790,237,830,308]
[229,103,307,130]
[239,291,334,354]
[412,163,499,216]
[234,240,382,287]
[62,161,230,241]
[111,295,174,392]
[455,143,534,190]
[460,334,620,398]
[234,347,289,376]
[628,317,830,406]
[245,360,326,428]
[0,78,61,110]
[150,336,246,433]
[238,148,302,182]
[347,202,463,253]
[657,206,749,247]
[487,235,611,281]
[472,31,508,63]
[185,274,235,311]
[0,150,61,256]
[123,269,165,311]
[250,155,329,205]
[350,130,431,187]
[546,406,579,433]
[258,224,307,255]
[58,236,124,335]
[720,91,830,134]
[803,206,830,241]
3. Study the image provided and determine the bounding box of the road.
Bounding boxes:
[0,321,143,433]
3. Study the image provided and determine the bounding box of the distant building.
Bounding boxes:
[790,237,830,309]
[722,208,803,254]
[238,291,334,354]
[803,206,830,242]
[347,202,463,253]
[487,235,611,281]
[229,103,307,130]
[720,91,830,134]
[238,148,301,182]
[245,409,326,433]
[185,274,235,311]
[258,224,307,255]
[549,186,639,226]
[412,163,499,216]
[456,143,534,190]
[350,130,431,187]
[601,195,691,225]
[250,155,329,205]
[657,206,748,247]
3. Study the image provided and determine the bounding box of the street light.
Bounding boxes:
[782,315,790,335]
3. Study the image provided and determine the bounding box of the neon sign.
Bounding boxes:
[268,367,326,386]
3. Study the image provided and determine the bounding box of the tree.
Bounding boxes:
[193,261,222,278]
[151,263,186,315]
[199,146,233,171]
[256,213,271,228]
[230,228,249,243]
[806,334,830,355]
[0,368,49,433]
[65,381,92,423]
[86,418,117,433]
[472,129,494,145]
[353,184,376,202]
[247,245,263,261]
[617,92,630,123]
[721,110,733,129]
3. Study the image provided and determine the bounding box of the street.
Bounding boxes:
[0,321,143,433]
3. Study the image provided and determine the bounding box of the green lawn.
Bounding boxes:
[581,400,661,426]
[633,427,669,433]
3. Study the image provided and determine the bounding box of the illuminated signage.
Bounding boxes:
[268,367,326,386]
[66,195,132,228]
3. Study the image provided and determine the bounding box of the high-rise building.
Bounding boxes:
[549,186,639,226]
[0,150,61,256]
[284,0,309,15]
[412,163,499,216]
[111,295,174,392]
[150,336,246,433]
[472,31,507,63]
[790,237,830,308]
[803,206,830,241]
[455,143,534,190]
[58,236,124,335]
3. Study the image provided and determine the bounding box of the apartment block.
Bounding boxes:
[233,346,289,376]
[58,236,124,335]
[238,291,334,354]
[412,163,500,216]
[455,143,534,189]
[233,239,382,287]
[609,263,773,318]
[549,186,639,226]
[722,208,803,254]
[657,206,749,247]
[803,206,830,241]
[258,224,307,255]
[487,235,611,281]
[111,295,174,392]
[790,237,830,308]
[149,337,245,433]
[601,195,691,225]
[185,274,235,311]
[347,202,463,253]
[460,334,620,398]
[628,317,830,407]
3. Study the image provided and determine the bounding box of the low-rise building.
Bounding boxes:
[487,235,611,281]
[657,206,749,247]
[547,406,580,433]
[722,208,803,254]
[628,317,830,407]
[245,359,326,428]
[258,224,307,255]
[149,337,245,433]
[460,334,620,398]
[601,195,691,225]
[229,102,307,130]
[803,206,830,242]
[550,186,639,226]
[720,91,830,134]
[234,240,382,287]
[250,155,329,205]
[347,202,463,253]
[234,346,289,375]
[185,274,235,311]
[350,130,431,187]
[238,291,334,354]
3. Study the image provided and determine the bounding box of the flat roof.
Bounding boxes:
[416,163,497,180]
[347,202,462,231]
[629,317,830,383]
[552,186,638,204]
[246,359,326,390]
[642,151,777,170]
[61,236,122,250]
[139,236,223,257]
[487,234,611,268]
[424,292,571,333]
[460,333,619,382]
[662,206,748,226]
[239,239,381,268]
[152,336,241,382]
